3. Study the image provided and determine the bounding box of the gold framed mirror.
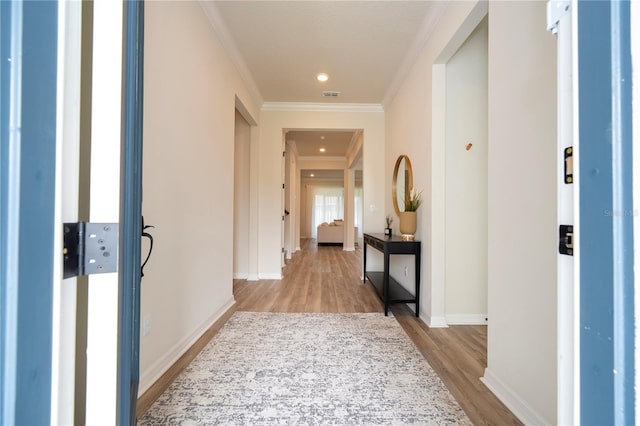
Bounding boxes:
[392,155,413,215]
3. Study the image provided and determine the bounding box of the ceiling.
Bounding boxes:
[211,1,446,105]
[208,1,446,168]
[286,130,357,157]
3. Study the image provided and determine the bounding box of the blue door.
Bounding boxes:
[1,1,145,423]
[578,0,634,424]
[1,1,59,424]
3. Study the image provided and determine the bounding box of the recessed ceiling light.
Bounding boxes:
[310,173,315,177]
[317,73,329,82]
[319,148,326,153]
[320,136,325,140]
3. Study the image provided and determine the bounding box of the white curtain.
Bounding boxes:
[311,187,344,238]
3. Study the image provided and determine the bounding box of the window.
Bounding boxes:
[311,187,344,238]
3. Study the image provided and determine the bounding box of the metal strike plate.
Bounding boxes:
[63,222,119,278]
[559,224,573,256]
[564,147,573,184]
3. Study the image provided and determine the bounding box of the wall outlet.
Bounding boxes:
[143,315,152,336]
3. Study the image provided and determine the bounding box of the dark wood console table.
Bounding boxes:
[363,233,421,316]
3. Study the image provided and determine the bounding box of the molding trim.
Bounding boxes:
[233,272,249,280]
[445,314,488,325]
[423,315,449,328]
[298,156,347,163]
[137,296,235,397]
[246,274,259,281]
[481,368,549,425]
[383,1,448,106]
[262,102,384,113]
[198,1,264,106]
[259,272,283,280]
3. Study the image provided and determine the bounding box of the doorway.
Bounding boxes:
[444,18,488,325]
[284,129,363,256]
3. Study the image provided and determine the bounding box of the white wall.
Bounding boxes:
[482,2,557,424]
[444,18,488,324]
[234,110,251,278]
[259,106,385,277]
[385,0,485,326]
[386,0,557,423]
[140,1,259,395]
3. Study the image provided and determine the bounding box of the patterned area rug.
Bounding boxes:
[139,312,471,425]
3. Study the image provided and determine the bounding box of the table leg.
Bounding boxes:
[415,245,421,317]
[363,240,367,284]
[384,249,390,316]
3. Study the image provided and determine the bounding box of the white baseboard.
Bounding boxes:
[423,315,449,328]
[481,368,549,425]
[138,296,235,396]
[446,314,488,325]
[247,274,259,281]
[233,272,248,280]
[259,272,282,280]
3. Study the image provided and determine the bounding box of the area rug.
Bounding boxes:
[139,312,471,425]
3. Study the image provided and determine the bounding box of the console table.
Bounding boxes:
[363,233,421,316]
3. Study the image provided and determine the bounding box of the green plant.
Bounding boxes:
[385,215,393,227]
[405,188,423,211]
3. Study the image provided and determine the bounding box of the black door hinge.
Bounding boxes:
[63,222,119,278]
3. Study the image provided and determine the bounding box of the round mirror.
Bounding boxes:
[392,155,413,215]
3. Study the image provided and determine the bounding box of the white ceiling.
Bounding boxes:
[210,1,447,105]
[207,1,446,166]
[287,130,357,156]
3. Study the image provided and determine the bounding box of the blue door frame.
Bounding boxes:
[1,1,145,423]
[578,0,634,424]
[118,0,145,423]
[1,0,58,424]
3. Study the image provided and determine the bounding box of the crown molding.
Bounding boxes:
[382,1,449,107]
[199,1,264,106]
[261,102,384,113]
[298,156,347,163]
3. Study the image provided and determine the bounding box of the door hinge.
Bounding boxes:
[559,224,573,256]
[63,222,119,278]
[282,183,285,189]
[283,151,286,157]
[547,0,570,35]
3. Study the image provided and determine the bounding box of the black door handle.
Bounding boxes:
[141,216,155,278]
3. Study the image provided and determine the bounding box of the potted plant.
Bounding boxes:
[400,188,422,240]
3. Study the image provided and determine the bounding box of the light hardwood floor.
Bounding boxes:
[138,239,522,425]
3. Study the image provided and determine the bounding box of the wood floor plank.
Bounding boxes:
[138,238,522,425]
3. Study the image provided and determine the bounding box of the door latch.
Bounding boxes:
[63,222,119,278]
[559,224,573,256]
